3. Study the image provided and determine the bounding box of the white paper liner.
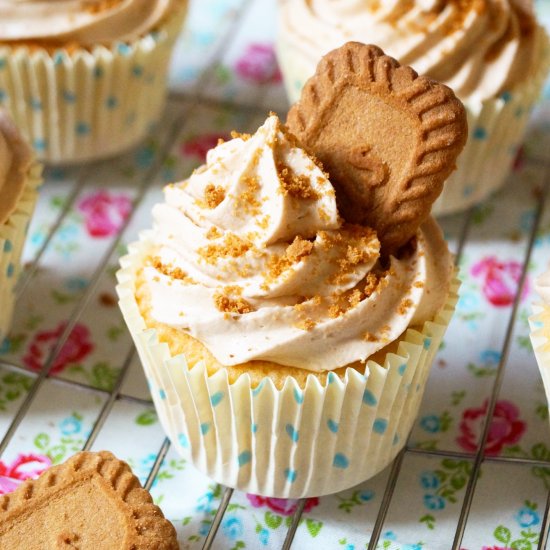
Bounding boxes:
[0,163,41,338]
[117,235,459,498]
[276,32,550,217]
[530,304,550,420]
[0,5,187,165]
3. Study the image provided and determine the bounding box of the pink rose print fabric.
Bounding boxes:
[247,494,319,516]
[23,322,94,375]
[182,133,229,163]
[0,454,52,495]
[77,191,132,238]
[471,256,529,307]
[457,400,526,456]
[235,43,282,84]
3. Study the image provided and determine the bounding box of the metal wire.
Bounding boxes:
[2,0,549,547]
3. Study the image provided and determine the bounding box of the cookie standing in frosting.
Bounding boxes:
[0,0,183,46]
[142,114,454,371]
[279,0,546,102]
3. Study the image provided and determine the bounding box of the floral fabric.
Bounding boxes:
[0,0,550,548]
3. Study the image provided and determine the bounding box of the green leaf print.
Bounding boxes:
[135,409,157,426]
[494,525,512,545]
[305,518,323,538]
[511,540,533,550]
[264,511,282,530]
[91,362,120,391]
[34,433,50,450]
[420,514,435,530]
[0,372,32,411]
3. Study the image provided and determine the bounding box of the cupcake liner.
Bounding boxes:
[0,163,42,338]
[276,32,550,217]
[530,304,550,417]
[0,6,187,165]
[117,234,459,498]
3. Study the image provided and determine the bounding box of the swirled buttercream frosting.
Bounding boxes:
[0,0,183,45]
[279,0,547,101]
[0,109,33,226]
[142,115,452,371]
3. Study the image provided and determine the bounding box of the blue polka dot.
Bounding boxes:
[132,65,144,77]
[3,240,12,253]
[159,389,166,400]
[251,423,258,434]
[106,96,118,109]
[178,433,189,448]
[0,59,5,70]
[30,98,42,111]
[53,52,65,65]
[473,127,487,140]
[76,122,90,136]
[362,389,377,406]
[0,90,7,102]
[398,364,407,376]
[285,424,299,442]
[117,43,132,56]
[328,372,337,384]
[210,391,224,407]
[284,468,297,482]
[63,90,76,103]
[200,422,210,435]
[94,67,104,78]
[238,451,251,467]
[293,388,304,404]
[373,418,388,434]
[333,453,350,469]
[294,79,303,92]
[423,338,431,350]
[252,380,265,397]
[33,138,47,152]
[500,91,512,103]
[6,263,14,278]
[327,419,339,433]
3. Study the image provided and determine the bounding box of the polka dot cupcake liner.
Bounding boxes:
[530,304,550,422]
[0,5,187,165]
[276,32,550,217]
[0,163,41,338]
[117,237,459,498]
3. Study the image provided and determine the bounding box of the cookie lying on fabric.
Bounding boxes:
[0,450,178,550]
[287,42,468,255]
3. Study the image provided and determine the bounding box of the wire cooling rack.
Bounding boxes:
[1,1,550,548]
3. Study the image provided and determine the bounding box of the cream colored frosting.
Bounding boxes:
[536,270,550,304]
[0,108,33,226]
[142,115,452,371]
[279,0,547,102]
[0,0,182,45]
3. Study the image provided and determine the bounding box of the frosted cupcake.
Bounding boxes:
[0,0,187,164]
[277,0,550,216]
[117,44,465,497]
[530,270,550,418]
[0,109,41,338]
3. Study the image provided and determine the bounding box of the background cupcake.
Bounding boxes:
[0,0,188,164]
[0,109,41,338]
[277,0,550,216]
[530,270,550,422]
[117,44,466,498]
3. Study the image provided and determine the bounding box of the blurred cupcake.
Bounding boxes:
[117,44,465,497]
[530,270,550,419]
[277,0,550,216]
[0,109,41,338]
[0,0,187,164]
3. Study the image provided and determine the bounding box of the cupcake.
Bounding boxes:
[0,108,41,339]
[530,270,550,418]
[0,0,187,164]
[117,43,465,497]
[277,0,550,216]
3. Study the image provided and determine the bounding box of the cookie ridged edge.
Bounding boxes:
[0,450,178,550]
[287,42,468,253]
